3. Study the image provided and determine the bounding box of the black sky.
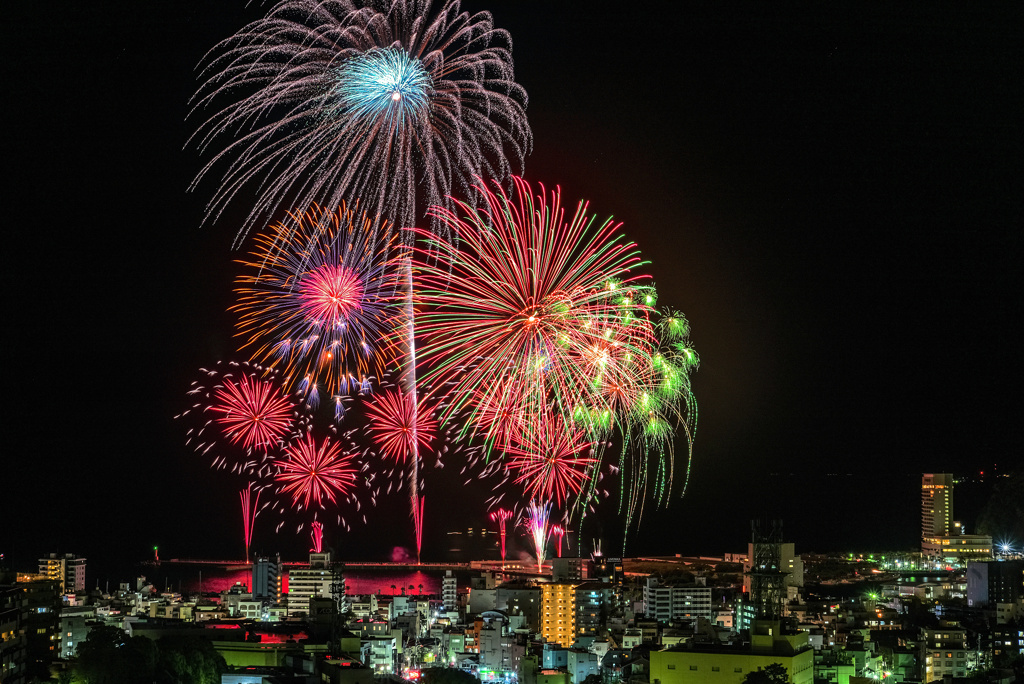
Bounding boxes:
[3,2,1021,576]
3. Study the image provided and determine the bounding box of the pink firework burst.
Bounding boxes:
[275,433,358,510]
[364,389,438,462]
[210,373,296,450]
[502,411,598,507]
[298,263,365,324]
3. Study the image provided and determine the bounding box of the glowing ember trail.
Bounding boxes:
[524,501,552,573]
[490,508,514,563]
[310,521,324,553]
[240,485,260,561]
[412,496,425,564]
[551,525,565,558]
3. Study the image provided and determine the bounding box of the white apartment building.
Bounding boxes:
[642,577,713,623]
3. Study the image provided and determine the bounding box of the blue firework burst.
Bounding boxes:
[330,47,432,129]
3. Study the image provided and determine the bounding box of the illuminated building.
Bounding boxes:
[921,473,993,562]
[58,606,94,659]
[922,473,954,546]
[37,554,85,595]
[17,577,61,680]
[568,649,600,683]
[649,621,813,684]
[574,582,611,638]
[541,583,576,648]
[551,558,591,582]
[967,559,1024,623]
[496,583,541,632]
[442,570,457,613]
[991,622,1024,661]
[643,578,712,623]
[477,612,515,673]
[252,554,281,602]
[1,572,27,684]
[920,623,979,680]
[287,552,343,617]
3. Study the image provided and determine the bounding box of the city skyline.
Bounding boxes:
[3,2,1019,570]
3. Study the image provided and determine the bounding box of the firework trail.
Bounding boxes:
[524,500,552,573]
[310,521,324,553]
[551,525,565,558]
[233,204,403,404]
[178,361,308,474]
[412,496,425,564]
[240,485,262,561]
[489,507,514,563]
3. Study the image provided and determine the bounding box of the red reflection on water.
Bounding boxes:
[182,566,442,596]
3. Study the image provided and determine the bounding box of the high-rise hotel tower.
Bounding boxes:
[922,473,954,556]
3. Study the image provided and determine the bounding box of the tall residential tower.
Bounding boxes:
[921,473,954,556]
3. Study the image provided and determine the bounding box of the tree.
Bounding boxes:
[421,668,478,684]
[73,626,156,684]
[742,663,788,684]
[157,635,227,684]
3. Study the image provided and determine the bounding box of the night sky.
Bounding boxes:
[4,2,1020,578]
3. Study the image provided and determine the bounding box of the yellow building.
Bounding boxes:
[541,583,576,648]
[649,621,813,684]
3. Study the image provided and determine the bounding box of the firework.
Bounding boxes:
[524,501,552,573]
[189,0,531,239]
[275,433,359,510]
[240,484,262,561]
[232,204,403,401]
[490,508,514,563]
[615,309,699,535]
[501,410,598,507]
[412,178,699,537]
[364,389,438,463]
[310,521,324,553]
[211,374,296,450]
[551,525,565,558]
[412,176,658,445]
[179,361,306,473]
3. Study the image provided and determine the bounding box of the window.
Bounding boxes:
[666,665,675,670]
[689,666,697,671]
[712,666,720,672]
[735,667,743,673]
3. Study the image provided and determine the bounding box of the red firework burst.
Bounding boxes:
[275,434,358,509]
[502,411,598,506]
[364,389,438,462]
[298,263,365,324]
[209,373,295,450]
